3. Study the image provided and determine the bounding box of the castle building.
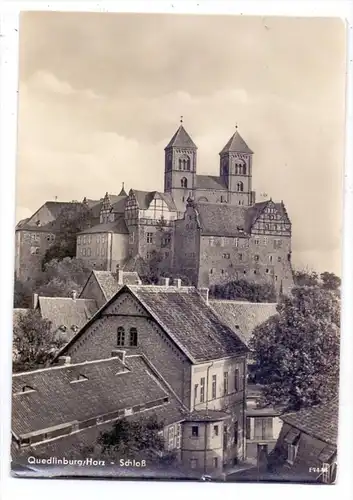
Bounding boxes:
[16,123,294,295]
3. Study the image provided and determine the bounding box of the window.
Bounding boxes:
[210,268,214,275]
[96,235,100,244]
[287,253,291,262]
[129,327,138,346]
[191,426,199,438]
[200,377,205,403]
[117,327,125,346]
[254,239,260,245]
[266,268,270,274]
[264,237,268,245]
[223,425,228,450]
[181,177,188,188]
[287,443,298,465]
[237,181,244,192]
[322,463,331,483]
[30,246,40,255]
[87,248,91,257]
[278,256,282,262]
[254,270,257,275]
[254,417,273,440]
[234,238,239,247]
[254,255,259,261]
[129,232,134,244]
[269,255,273,263]
[212,375,217,399]
[176,425,181,449]
[223,253,230,259]
[239,253,243,261]
[214,425,219,437]
[246,418,251,440]
[190,458,198,469]
[221,269,225,275]
[168,426,175,450]
[234,421,239,445]
[275,275,278,281]
[213,457,218,468]
[223,372,229,395]
[194,384,198,404]
[234,368,240,392]
[82,248,87,256]
[146,232,153,244]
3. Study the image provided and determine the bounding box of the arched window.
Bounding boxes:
[117,327,125,346]
[181,177,188,188]
[237,181,244,192]
[129,327,138,346]
[186,157,191,171]
[178,159,182,170]
[242,164,247,175]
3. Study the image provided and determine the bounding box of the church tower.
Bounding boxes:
[164,119,197,213]
[219,127,256,206]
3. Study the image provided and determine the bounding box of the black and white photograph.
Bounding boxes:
[9,11,345,484]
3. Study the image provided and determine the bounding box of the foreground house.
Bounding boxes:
[269,397,338,483]
[54,279,249,472]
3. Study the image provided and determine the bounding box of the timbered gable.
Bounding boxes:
[251,201,291,237]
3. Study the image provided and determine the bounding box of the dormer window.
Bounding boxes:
[71,325,79,333]
[14,385,36,396]
[59,325,67,332]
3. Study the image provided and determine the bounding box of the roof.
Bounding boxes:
[129,190,176,212]
[281,397,339,446]
[165,125,197,149]
[38,297,98,338]
[128,285,248,362]
[196,175,227,191]
[58,284,249,364]
[122,255,150,275]
[209,300,278,345]
[220,130,253,155]
[78,216,128,235]
[90,270,141,301]
[186,410,229,422]
[12,355,172,437]
[195,202,249,237]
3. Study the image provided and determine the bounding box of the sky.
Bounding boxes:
[16,12,346,275]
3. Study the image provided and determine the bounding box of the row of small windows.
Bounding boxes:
[79,247,106,257]
[194,370,241,405]
[117,327,138,347]
[235,163,247,175]
[179,158,191,171]
[210,268,280,280]
[77,235,107,245]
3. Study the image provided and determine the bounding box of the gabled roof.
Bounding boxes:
[165,125,197,150]
[122,255,150,276]
[78,216,128,235]
[12,355,172,437]
[281,397,339,447]
[209,300,278,345]
[87,270,141,301]
[59,284,249,364]
[196,175,227,191]
[220,130,253,155]
[128,190,176,212]
[38,297,98,338]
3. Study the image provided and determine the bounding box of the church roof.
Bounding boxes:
[220,130,253,155]
[196,175,227,191]
[165,125,197,150]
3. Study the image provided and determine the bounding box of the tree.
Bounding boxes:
[13,309,65,373]
[209,279,277,303]
[249,286,340,411]
[97,415,176,465]
[42,203,92,266]
[14,277,33,308]
[320,271,341,291]
[292,269,319,287]
[35,257,92,297]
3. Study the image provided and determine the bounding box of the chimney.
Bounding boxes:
[198,287,209,305]
[116,264,124,285]
[111,350,126,364]
[173,278,182,288]
[32,293,39,310]
[71,290,77,300]
[57,356,71,366]
[158,277,170,287]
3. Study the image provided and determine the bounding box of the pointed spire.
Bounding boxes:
[220,128,253,155]
[82,196,88,206]
[165,121,197,150]
[102,192,112,210]
[118,182,127,197]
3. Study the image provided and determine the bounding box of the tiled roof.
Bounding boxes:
[281,397,339,446]
[12,355,171,437]
[129,190,176,212]
[111,195,128,214]
[209,300,278,345]
[196,175,227,191]
[38,297,98,338]
[187,410,229,422]
[12,396,186,460]
[78,216,128,235]
[130,286,249,362]
[165,125,197,149]
[220,130,253,154]
[195,202,249,237]
[91,270,141,301]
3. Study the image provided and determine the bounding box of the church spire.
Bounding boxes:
[118,182,127,197]
[165,120,197,150]
[220,128,253,155]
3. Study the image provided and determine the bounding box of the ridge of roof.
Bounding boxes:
[220,130,253,155]
[165,125,197,150]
